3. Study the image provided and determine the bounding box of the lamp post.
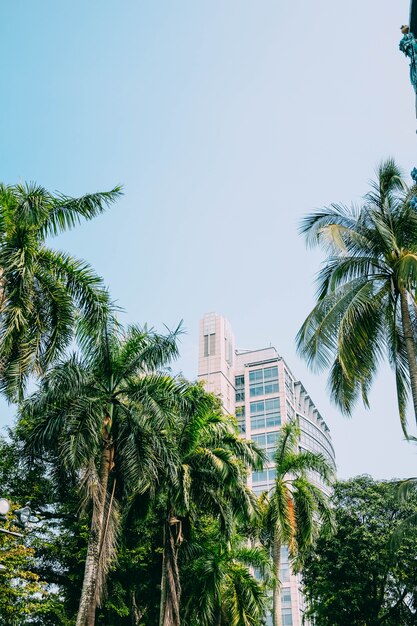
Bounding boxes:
[0,498,33,573]
[411,0,417,39]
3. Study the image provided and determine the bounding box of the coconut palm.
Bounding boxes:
[157,385,265,626]
[297,159,417,434]
[183,527,271,626]
[0,182,122,398]
[22,318,183,626]
[262,421,334,626]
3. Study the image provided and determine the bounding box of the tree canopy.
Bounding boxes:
[302,476,417,626]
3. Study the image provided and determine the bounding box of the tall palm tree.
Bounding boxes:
[157,385,265,626]
[262,421,334,626]
[183,527,271,626]
[297,160,417,434]
[0,182,121,398]
[22,319,183,626]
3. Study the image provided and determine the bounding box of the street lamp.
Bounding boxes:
[0,498,10,522]
[0,498,32,537]
[411,0,417,38]
[14,505,31,529]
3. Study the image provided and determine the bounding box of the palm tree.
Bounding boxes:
[262,421,334,626]
[0,182,121,398]
[183,526,271,626]
[22,319,183,626]
[297,159,417,434]
[157,385,265,626]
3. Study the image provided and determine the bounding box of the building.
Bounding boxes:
[197,312,336,626]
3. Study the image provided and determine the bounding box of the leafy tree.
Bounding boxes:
[0,182,121,398]
[297,159,417,433]
[0,510,51,626]
[156,385,264,626]
[302,476,417,626]
[23,319,183,626]
[261,421,334,626]
[0,429,85,625]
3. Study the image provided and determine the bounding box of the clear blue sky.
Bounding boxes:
[1,0,417,479]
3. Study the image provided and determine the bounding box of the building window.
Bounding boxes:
[286,401,295,420]
[250,398,281,430]
[284,369,294,402]
[236,405,246,434]
[252,470,268,483]
[235,375,245,402]
[282,609,293,625]
[281,588,291,606]
[252,468,276,483]
[204,333,216,357]
[252,431,279,460]
[249,366,278,397]
[280,567,290,583]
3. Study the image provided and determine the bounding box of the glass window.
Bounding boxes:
[252,434,266,448]
[235,375,244,387]
[204,333,216,356]
[266,398,280,412]
[250,384,265,397]
[235,406,245,433]
[264,366,278,380]
[265,381,279,394]
[282,609,293,625]
[250,401,265,415]
[249,369,263,382]
[250,398,281,430]
[235,391,245,402]
[249,367,279,396]
[266,416,280,428]
[281,588,291,605]
[280,567,290,582]
[252,470,268,483]
[267,432,278,445]
[286,401,295,420]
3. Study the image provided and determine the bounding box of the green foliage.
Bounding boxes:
[302,476,417,626]
[153,383,265,626]
[297,159,417,432]
[260,421,334,626]
[262,421,334,563]
[0,433,79,625]
[21,318,186,624]
[181,516,270,626]
[0,182,122,398]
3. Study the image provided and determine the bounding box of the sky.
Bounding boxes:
[1,0,417,480]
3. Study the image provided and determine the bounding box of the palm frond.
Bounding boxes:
[42,186,123,237]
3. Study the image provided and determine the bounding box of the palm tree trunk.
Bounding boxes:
[400,289,417,426]
[272,535,282,626]
[76,439,113,626]
[159,512,182,626]
[159,525,167,626]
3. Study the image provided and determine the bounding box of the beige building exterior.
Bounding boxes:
[197,312,336,626]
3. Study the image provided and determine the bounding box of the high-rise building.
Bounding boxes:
[197,312,336,626]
